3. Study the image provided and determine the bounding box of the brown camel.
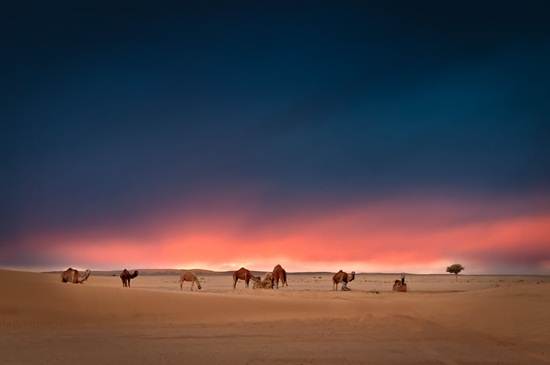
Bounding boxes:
[179,271,202,291]
[120,269,139,288]
[272,264,288,289]
[253,272,274,289]
[393,280,408,292]
[332,270,355,291]
[61,268,91,284]
[233,267,260,289]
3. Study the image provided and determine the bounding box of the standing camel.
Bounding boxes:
[120,269,139,288]
[332,270,355,291]
[61,268,91,284]
[180,271,202,291]
[233,267,260,289]
[272,264,288,288]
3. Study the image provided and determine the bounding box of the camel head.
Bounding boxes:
[350,271,356,281]
[81,269,91,281]
[131,270,139,279]
[197,282,202,290]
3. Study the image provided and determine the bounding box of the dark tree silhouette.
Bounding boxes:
[446,264,465,281]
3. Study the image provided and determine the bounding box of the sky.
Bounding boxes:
[2,2,550,273]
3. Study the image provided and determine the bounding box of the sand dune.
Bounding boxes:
[1,269,549,364]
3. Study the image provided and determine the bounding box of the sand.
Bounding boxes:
[1,270,549,364]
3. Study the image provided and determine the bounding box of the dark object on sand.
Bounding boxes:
[393,280,407,292]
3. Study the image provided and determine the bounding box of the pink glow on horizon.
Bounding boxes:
[11,195,550,273]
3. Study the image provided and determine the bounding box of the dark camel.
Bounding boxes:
[332,270,355,291]
[272,264,288,288]
[233,267,260,289]
[120,269,139,288]
[61,268,91,284]
[393,280,407,292]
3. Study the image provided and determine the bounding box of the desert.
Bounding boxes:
[1,269,549,364]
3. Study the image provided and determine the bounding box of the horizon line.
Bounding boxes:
[1,267,548,277]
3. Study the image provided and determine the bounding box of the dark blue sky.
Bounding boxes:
[2,2,550,267]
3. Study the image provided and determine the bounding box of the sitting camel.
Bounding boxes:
[233,267,260,289]
[61,268,91,284]
[120,269,139,288]
[180,271,202,291]
[332,270,355,291]
[253,272,274,289]
[393,280,407,292]
[272,264,288,288]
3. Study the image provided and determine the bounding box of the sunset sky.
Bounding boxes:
[3,2,550,273]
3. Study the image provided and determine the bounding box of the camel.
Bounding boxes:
[61,268,91,284]
[393,280,407,292]
[180,271,202,291]
[120,269,139,288]
[272,264,288,289]
[332,270,355,291]
[253,272,274,289]
[233,267,260,289]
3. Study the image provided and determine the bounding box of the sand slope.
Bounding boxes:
[1,269,549,364]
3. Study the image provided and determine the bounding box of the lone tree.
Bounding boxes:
[446,264,465,280]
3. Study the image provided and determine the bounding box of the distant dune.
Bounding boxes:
[43,268,339,276]
[44,268,237,276]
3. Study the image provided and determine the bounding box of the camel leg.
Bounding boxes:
[128,279,131,288]
[191,281,194,291]
[233,277,237,289]
[180,280,183,291]
[245,278,249,288]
